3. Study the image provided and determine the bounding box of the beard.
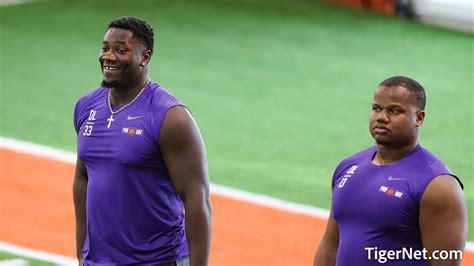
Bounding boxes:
[373,134,413,148]
[101,79,123,89]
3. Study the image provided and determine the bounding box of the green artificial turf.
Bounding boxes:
[1,0,472,239]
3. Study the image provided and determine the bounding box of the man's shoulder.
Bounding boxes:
[337,146,375,168]
[406,145,450,173]
[74,87,107,124]
[73,87,106,132]
[148,82,179,101]
[146,82,183,110]
[76,87,107,108]
[405,145,464,199]
[413,145,443,162]
[331,146,375,182]
[401,145,462,190]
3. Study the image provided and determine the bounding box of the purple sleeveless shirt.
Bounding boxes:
[332,144,462,266]
[74,81,189,265]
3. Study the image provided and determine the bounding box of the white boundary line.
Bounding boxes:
[0,135,473,254]
[0,242,75,265]
[0,0,33,7]
[0,137,76,164]
[467,242,474,253]
[211,183,329,219]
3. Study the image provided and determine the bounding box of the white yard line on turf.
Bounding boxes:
[0,0,33,7]
[0,242,75,265]
[0,137,76,164]
[0,258,28,266]
[468,242,474,253]
[211,183,330,218]
[1,135,473,254]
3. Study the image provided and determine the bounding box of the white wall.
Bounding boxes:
[412,0,474,33]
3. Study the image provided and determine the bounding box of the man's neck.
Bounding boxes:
[372,141,418,166]
[110,76,149,106]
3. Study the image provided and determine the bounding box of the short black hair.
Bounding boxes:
[379,76,426,110]
[108,16,154,54]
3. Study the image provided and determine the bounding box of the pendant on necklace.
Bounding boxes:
[107,114,115,128]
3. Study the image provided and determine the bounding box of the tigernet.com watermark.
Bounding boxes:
[365,247,463,264]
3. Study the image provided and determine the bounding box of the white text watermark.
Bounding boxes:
[365,247,463,263]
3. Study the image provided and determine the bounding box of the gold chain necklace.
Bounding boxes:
[106,80,149,128]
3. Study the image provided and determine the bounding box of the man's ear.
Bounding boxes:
[415,110,425,127]
[141,50,152,67]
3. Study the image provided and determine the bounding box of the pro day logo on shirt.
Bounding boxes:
[122,127,144,136]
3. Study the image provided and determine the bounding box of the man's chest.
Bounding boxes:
[332,164,417,227]
[77,105,159,165]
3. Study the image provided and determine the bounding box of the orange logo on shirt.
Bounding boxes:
[386,188,396,196]
[122,127,143,136]
[379,186,403,198]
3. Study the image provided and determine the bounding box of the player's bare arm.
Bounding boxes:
[314,210,339,266]
[160,105,212,266]
[420,175,467,266]
[73,157,88,266]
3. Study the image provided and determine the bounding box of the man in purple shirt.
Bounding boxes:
[314,76,467,265]
[73,17,211,266]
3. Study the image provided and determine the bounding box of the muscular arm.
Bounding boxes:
[160,106,212,266]
[73,157,88,265]
[314,210,339,266]
[420,175,467,266]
